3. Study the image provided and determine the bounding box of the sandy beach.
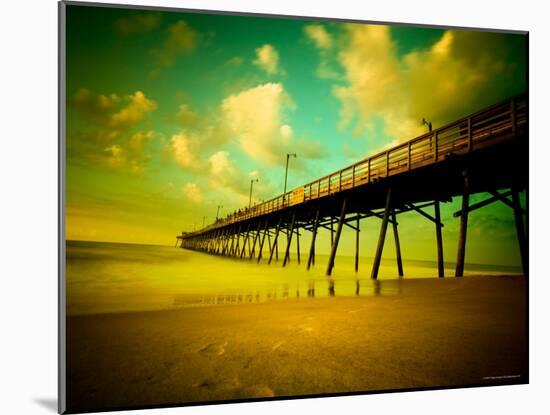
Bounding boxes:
[66,275,527,413]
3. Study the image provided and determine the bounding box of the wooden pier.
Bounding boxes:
[177,94,528,278]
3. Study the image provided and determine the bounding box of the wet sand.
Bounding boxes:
[66,275,527,413]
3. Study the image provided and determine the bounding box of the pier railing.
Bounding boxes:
[199,93,526,233]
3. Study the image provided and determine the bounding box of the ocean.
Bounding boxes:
[65,240,522,315]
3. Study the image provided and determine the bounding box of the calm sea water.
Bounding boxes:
[66,240,522,315]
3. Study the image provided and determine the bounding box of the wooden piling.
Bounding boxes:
[268,217,282,264]
[355,215,360,272]
[249,222,262,259]
[330,218,334,247]
[234,230,240,257]
[283,212,296,267]
[307,208,320,270]
[392,210,404,277]
[240,225,251,258]
[512,187,527,275]
[434,199,444,277]
[455,170,469,277]
[371,188,392,279]
[326,199,347,276]
[230,225,239,256]
[296,227,301,264]
[257,221,269,263]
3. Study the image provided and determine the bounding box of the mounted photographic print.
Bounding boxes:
[59,1,528,413]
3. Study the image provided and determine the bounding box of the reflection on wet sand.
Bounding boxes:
[67,275,527,413]
[173,277,403,307]
[67,241,521,315]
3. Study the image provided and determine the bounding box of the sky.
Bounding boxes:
[65,4,527,265]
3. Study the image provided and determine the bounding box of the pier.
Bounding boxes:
[177,94,528,278]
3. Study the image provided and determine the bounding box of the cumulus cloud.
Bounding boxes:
[70,88,120,120]
[225,56,244,66]
[183,183,203,204]
[304,24,333,49]
[69,88,159,173]
[152,20,199,69]
[70,88,157,141]
[207,151,250,197]
[115,12,161,35]
[111,91,157,130]
[101,131,156,174]
[221,83,294,164]
[253,44,281,75]
[333,25,526,143]
[169,132,200,170]
[175,103,199,127]
[303,24,342,80]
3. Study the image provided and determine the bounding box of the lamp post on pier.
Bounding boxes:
[216,205,223,221]
[249,178,259,208]
[283,153,296,206]
[422,118,433,132]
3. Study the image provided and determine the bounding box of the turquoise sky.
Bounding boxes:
[65,4,526,266]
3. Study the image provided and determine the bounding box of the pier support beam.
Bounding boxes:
[371,188,392,279]
[296,227,301,264]
[355,215,360,273]
[455,170,470,277]
[240,226,251,259]
[229,226,239,256]
[326,199,347,276]
[249,222,262,259]
[307,208,320,270]
[234,230,241,257]
[434,199,444,277]
[283,213,296,267]
[392,210,403,277]
[512,187,527,275]
[257,221,269,263]
[268,217,282,264]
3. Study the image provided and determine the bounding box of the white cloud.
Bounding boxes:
[253,44,281,75]
[150,20,200,76]
[99,130,156,175]
[111,91,157,129]
[116,12,161,35]
[208,150,232,176]
[304,24,333,49]
[169,132,199,170]
[183,183,203,204]
[175,103,199,127]
[207,151,249,197]
[279,124,293,140]
[221,83,294,165]
[333,25,523,143]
